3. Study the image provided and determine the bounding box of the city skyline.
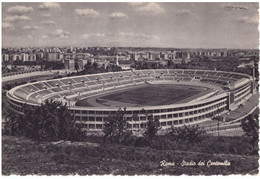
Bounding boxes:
[2,2,259,49]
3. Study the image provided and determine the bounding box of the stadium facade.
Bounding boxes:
[7,69,254,131]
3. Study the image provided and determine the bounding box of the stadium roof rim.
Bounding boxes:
[7,69,253,111]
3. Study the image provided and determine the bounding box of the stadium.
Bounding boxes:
[7,69,255,132]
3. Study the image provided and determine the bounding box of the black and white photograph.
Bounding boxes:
[1,1,259,176]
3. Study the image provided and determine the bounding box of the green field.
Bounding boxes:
[76,84,204,107]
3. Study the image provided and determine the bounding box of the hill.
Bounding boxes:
[2,135,258,175]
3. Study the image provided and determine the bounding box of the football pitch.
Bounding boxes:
[76,84,210,107]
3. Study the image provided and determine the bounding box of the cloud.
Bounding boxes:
[41,29,70,40]
[42,35,49,39]
[176,9,191,15]
[42,13,51,18]
[75,8,100,17]
[131,3,164,15]
[237,15,258,24]
[4,15,30,22]
[41,20,56,25]
[28,35,32,39]
[38,3,60,10]
[49,29,70,39]
[128,2,146,7]
[7,6,33,15]
[82,33,90,39]
[82,33,105,39]
[225,5,249,10]
[110,12,128,19]
[95,33,105,37]
[107,32,116,37]
[2,22,15,30]
[22,25,41,30]
[119,32,160,40]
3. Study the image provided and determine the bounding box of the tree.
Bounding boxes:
[103,108,131,143]
[143,114,161,140]
[84,63,95,74]
[5,99,84,142]
[167,60,175,68]
[212,115,223,138]
[43,61,65,70]
[169,125,206,144]
[93,62,98,70]
[75,61,79,73]
[2,96,20,136]
[241,113,259,149]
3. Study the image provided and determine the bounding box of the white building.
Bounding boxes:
[2,54,9,62]
[22,53,29,62]
[29,54,37,61]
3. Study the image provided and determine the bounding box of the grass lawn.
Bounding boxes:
[76,84,204,107]
[101,85,202,106]
[2,135,258,175]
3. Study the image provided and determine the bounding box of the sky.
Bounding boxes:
[2,2,259,49]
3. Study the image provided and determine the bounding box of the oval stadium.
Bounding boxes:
[7,69,255,132]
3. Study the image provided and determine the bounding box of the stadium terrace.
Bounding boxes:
[7,69,254,132]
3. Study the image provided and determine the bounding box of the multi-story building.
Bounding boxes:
[58,53,64,61]
[76,59,88,70]
[47,52,59,61]
[175,51,183,59]
[168,52,176,59]
[133,53,141,61]
[140,53,148,60]
[88,57,95,65]
[161,53,168,60]
[64,59,75,70]
[96,60,110,69]
[9,54,16,61]
[216,52,222,57]
[2,54,9,62]
[148,52,160,61]
[36,52,44,60]
[29,54,36,61]
[22,53,29,62]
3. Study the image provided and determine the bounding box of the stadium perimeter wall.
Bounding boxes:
[6,69,254,131]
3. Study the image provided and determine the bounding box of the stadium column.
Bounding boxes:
[229,82,235,106]
[252,58,258,94]
[251,66,255,94]
[250,81,254,94]
[227,92,231,111]
[252,67,255,94]
[227,90,234,110]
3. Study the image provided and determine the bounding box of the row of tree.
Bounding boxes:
[68,62,122,77]
[4,100,84,141]
[3,60,65,70]
[133,60,188,70]
[3,100,259,150]
[102,108,207,146]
